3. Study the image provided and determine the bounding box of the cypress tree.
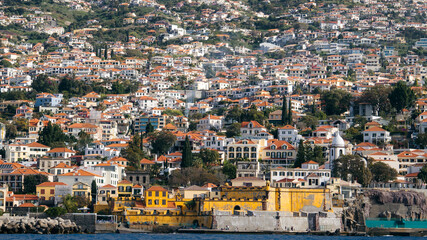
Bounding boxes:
[294,139,305,168]
[91,180,97,204]
[146,122,154,135]
[288,99,292,125]
[104,48,108,59]
[181,136,193,168]
[140,131,144,151]
[281,96,287,125]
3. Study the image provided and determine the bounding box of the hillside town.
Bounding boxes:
[0,0,425,234]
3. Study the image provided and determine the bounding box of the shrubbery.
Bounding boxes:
[45,207,67,218]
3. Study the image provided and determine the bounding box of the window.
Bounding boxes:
[154,200,159,205]
[148,191,152,197]
[148,199,152,204]
[155,191,159,197]
[50,189,54,194]
[41,189,45,194]
[162,191,166,197]
[162,200,166,205]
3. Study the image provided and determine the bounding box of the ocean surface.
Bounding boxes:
[0,234,425,240]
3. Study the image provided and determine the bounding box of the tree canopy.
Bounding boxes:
[150,131,177,155]
[181,136,193,168]
[23,175,48,194]
[369,161,398,183]
[389,81,416,112]
[321,89,352,116]
[332,155,371,186]
[38,122,74,148]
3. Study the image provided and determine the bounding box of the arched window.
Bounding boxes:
[236,147,242,152]
[229,147,234,151]
[271,145,276,150]
[244,147,249,152]
[251,147,257,151]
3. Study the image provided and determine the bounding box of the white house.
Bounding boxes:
[46,148,76,158]
[362,126,391,144]
[240,121,267,138]
[6,142,51,162]
[278,125,302,144]
[197,115,223,131]
[270,160,331,187]
[57,169,104,186]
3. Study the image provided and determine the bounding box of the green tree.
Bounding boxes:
[38,122,71,148]
[288,98,292,125]
[121,134,146,169]
[332,155,372,186]
[32,74,58,93]
[311,145,325,165]
[23,175,48,194]
[91,180,97,204]
[62,194,78,213]
[293,140,306,168]
[169,167,224,187]
[226,123,241,138]
[281,97,288,125]
[5,123,17,139]
[0,59,13,68]
[226,105,243,122]
[75,131,93,154]
[369,161,398,183]
[163,109,183,116]
[199,148,219,165]
[321,89,352,115]
[242,105,266,123]
[359,85,392,115]
[150,131,176,155]
[301,115,318,129]
[45,207,67,218]
[146,122,154,134]
[389,81,416,112]
[416,133,427,148]
[181,136,193,168]
[417,165,427,183]
[222,160,236,179]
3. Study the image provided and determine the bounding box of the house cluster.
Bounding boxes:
[0,0,425,217]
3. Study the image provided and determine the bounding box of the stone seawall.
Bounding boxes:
[0,216,81,234]
[212,210,342,233]
[28,213,97,233]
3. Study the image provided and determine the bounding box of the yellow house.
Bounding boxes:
[181,185,209,200]
[36,182,68,203]
[0,184,8,212]
[145,186,169,208]
[118,180,133,197]
[72,182,92,202]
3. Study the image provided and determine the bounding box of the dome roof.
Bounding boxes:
[331,132,345,147]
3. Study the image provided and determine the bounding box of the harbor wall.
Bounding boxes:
[212,210,342,232]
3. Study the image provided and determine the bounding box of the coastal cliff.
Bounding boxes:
[364,190,427,220]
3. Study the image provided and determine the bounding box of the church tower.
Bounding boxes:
[329,131,346,169]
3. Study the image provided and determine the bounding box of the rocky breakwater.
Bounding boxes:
[0,217,82,234]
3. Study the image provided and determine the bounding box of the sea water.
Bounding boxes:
[0,234,424,240]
